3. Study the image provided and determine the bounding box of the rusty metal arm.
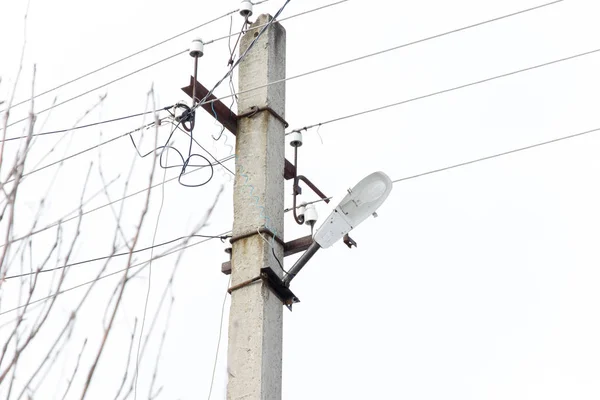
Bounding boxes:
[181,77,296,179]
[291,145,331,225]
[181,76,238,134]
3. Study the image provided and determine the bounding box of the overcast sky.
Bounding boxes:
[1,0,600,399]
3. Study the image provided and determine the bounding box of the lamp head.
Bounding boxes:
[314,171,392,248]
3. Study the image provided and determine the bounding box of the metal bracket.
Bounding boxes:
[343,234,357,249]
[226,270,299,311]
[261,267,299,311]
[237,105,289,128]
[181,77,297,180]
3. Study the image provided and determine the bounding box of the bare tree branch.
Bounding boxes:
[119,185,224,400]
[0,64,36,283]
[61,338,88,400]
[148,295,174,400]
[79,87,161,399]
[0,1,30,176]
[112,319,138,400]
[15,319,75,400]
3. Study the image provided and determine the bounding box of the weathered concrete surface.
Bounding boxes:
[227,14,286,400]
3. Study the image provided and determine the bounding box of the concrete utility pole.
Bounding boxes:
[227,14,286,400]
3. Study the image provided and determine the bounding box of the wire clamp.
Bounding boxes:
[227,270,300,311]
[229,227,285,247]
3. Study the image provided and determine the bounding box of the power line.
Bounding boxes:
[0,231,231,316]
[3,50,186,129]
[9,110,230,183]
[207,278,230,400]
[3,233,231,281]
[1,0,348,129]
[193,0,293,111]
[285,47,600,134]
[9,46,598,246]
[8,118,167,183]
[0,155,235,249]
[0,6,250,113]
[4,132,595,314]
[392,127,600,183]
[201,0,564,108]
[8,0,562,180]
[204,0,350,45]
[0,106,173,143]
[167,119,235,175]
[283,196,333,213]
[4,1,579,250]
[134,144,170,400]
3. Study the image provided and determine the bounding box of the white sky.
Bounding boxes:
[1,0,600,399]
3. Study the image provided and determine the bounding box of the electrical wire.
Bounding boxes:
[2,233,231,281]
[207,277,230,400]
[208,17,245,161]
[165,113,235,175]
[206,0,349,150]
[201,0,564,108]
[192,0,292,113]
[0,155,235,250]
[0,106,173,143]
[0,0,345,121]
[3,50,186,129]
[272,247,289,276]
[6,105,227,186]
[5,0,557,181]
[128,116,216,187]
[392,126,600,184]
[3,47,599,246]
[6,1,575,247]
[7,116,168,183]
[200,0,293,275]
[0,231,232,316]
[12,0,562,182]
[0,6,254,113]
[140,1,292,189]
[127,104,233,186]
[6,0,544,133]
[285,47,600,135]
[227,15,248,69]
[204,0,350,45]
[128,124,211,172]
[134,143,170,400]
[284,196,333,212]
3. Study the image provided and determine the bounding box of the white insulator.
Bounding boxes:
[289,131,303,147]
[304,204,318,227]
[240,1,253,17]
[189,38,204,58]
[297,202,307,219]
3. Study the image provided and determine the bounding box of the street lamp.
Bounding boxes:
[283,171,393,286]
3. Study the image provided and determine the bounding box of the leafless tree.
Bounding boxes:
[0,21,226,399]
